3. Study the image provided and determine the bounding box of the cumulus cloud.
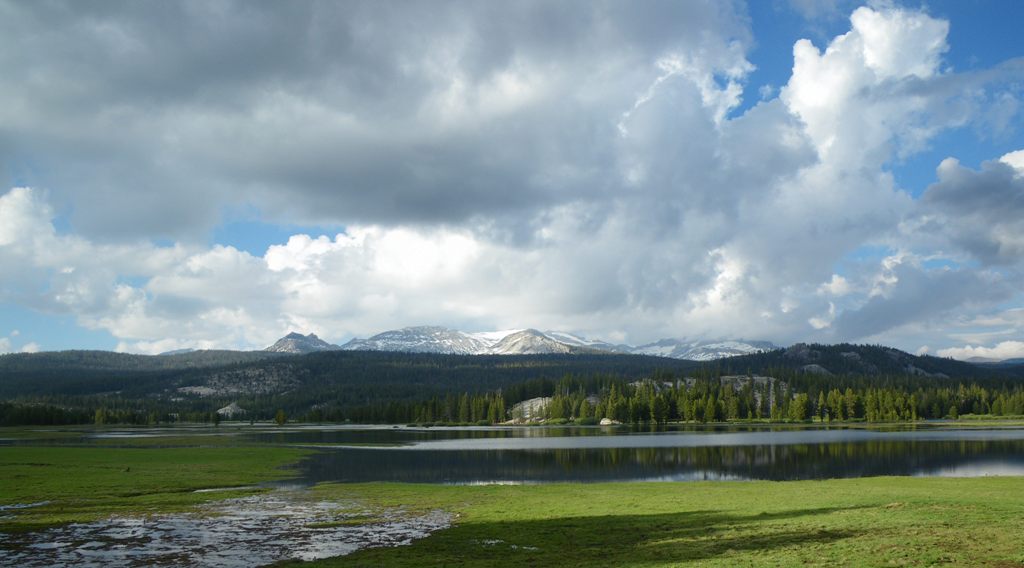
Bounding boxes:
[938,341,1024,362]
[19,342,41,354]
[0,0,752,239]
[916,155,1024,264]
[829,255,1012,340]
[0,3,1023,354]
[818,275,852,297]
[1003,149,1024,171]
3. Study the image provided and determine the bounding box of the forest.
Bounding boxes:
[1,345,1023,426]
[330,368,1024,425]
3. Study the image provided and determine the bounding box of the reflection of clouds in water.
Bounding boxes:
[358,427,1024,451]
[0,491,450,567]
[297,435,1024,484]
[917,462,1024,478]
[631,471,748,483]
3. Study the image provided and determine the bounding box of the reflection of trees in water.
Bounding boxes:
[252,423,930,446]
[248,425,622,446]
[298,440,1024,484]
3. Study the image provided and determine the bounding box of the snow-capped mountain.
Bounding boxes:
[541,331,632,353]
[338,326,599,356]
[340,326,493,355]
[630,339,776,361]
[490,329,598,355]
[264,332,342,354]
[335,326,776,360]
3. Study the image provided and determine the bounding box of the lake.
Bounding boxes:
[247,423,1024,484]
[5,422,1024,566]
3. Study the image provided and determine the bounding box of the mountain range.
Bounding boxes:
[264,326,777,361]
[4,342,1020,424]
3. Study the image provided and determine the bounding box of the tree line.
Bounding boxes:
[327,371,1024,425]
[4,365,1024,426]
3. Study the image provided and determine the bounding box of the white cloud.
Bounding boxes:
[1002,149,1024,173]
[850,7,948,80]
[782,6,951,165]
[0,337,10,354]
[818,274,852,297]
[938,341,1024,362]
[0,5,1022,354]
[20,342,41,354]
[809,302,837,330]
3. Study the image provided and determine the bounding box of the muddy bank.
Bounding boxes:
[0,491,450,567]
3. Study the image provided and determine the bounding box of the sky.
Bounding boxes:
[1,0,1024,359]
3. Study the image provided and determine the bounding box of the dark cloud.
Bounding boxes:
[0,0,750,240]
[920,157,1024,265]
[831,260,1013,340]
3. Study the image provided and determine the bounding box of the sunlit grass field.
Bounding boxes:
[2,426,1024,566]
[311,478,1024,567]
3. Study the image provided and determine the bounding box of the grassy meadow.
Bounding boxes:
[0,430,307,533]
[309,478,1024,567]
[2,426,1024,566]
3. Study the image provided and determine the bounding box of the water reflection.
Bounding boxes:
[296,439,1024,484]
[242,422,955,447]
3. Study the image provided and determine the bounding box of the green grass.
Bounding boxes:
[5,425,1024,566]
[306,478,1024,567]
[0,444,308,532]
[0,427,92,441]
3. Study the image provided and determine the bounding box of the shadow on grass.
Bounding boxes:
[323,505,867,567]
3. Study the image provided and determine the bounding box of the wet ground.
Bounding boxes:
[0,490,451,567]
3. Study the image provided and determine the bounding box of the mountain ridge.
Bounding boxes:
[330,325,777,360]
[265,332,342,354]
[3,345,1021,424]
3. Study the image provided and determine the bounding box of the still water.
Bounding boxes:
[252,424,1024,484]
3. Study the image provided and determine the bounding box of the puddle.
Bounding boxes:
[472,538,540,552]
[0,491,451,567]
[0,502,50,512]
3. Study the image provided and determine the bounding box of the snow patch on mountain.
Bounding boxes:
[632,339,776,361]
[467,329,523,344]
[340,326,489,355]
[336,326,775,360]
[490,329,579,355]
[542,331,632,353]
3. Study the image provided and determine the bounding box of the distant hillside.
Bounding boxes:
[715,343,1015,380]
[3,344,1022,423]
[0,349,284,373]
[0,350,699,416]
[976,358,1024,367]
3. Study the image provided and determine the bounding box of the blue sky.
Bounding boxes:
[1,0,1023,358]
